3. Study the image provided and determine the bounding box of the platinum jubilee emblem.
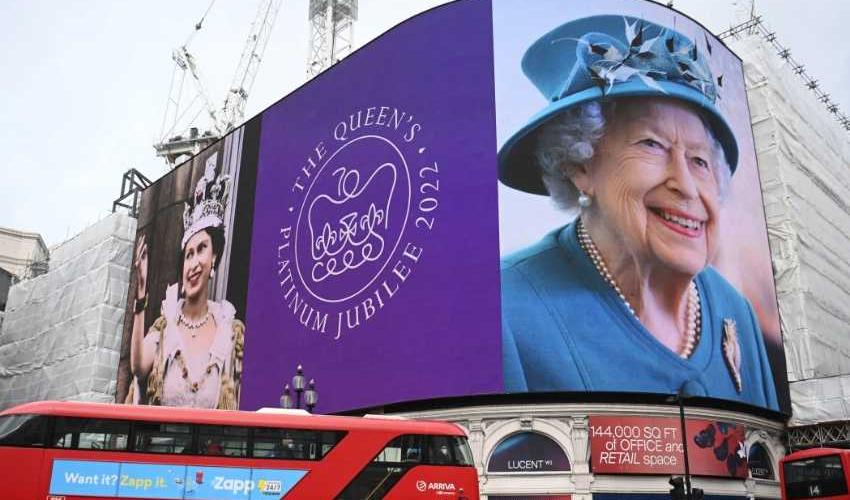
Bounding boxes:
[274,106,440,340]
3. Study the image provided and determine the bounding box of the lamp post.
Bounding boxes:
[280,365,318,413]
[279,383,292,409]
[666,390,692,500]
[305,379,318,413]
[676,392,693,500]
[292,365,306,409]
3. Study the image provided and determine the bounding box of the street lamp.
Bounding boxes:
[666,391,707,500]
[280,365,318,413]
[292,365,306,409]
[665,390,692,500]
[676,392,693,499]
[279,384,292,409]
[305,379,318,413]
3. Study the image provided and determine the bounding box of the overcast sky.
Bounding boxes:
[1,0,848,246]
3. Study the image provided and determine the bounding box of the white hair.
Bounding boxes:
[534,100,732,211]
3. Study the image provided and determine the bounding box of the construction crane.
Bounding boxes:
[154,0,284,166]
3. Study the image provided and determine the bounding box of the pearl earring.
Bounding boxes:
[210,269,215,279]
[578,191,592,208]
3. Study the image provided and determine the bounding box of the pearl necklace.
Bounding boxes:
[178,310,210,337]
[576,219,701,359]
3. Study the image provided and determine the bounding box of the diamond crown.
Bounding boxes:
[182,153,230,249]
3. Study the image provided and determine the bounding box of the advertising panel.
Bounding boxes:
[589,416,747,477]
[49,460,306,499]
[116,0,788,415]
[494,0,782,412]
[241,0,500,411]
[488,432,571,473]
[115,124,259,408]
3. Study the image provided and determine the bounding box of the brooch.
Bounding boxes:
[722,319,742,393]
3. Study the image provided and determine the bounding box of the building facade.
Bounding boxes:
[0,226,49,280]
[399,402,784,499]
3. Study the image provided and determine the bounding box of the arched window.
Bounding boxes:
[748,441,775,480]
[487,431,570,473]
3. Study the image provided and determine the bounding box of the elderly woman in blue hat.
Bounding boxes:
[499,15,778,411]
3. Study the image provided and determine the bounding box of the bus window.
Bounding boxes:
[451,436,475,466]
[197,425,248,457]
[429,435,454,465]
[783,455,849,499]
[53,417,129,451]
[374,435,425,464]
[252,427,345,460]
[133,422,192,454]
[0,414,47,447]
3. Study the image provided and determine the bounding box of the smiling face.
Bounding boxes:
[182,229,217,301]
[572,97,727,277]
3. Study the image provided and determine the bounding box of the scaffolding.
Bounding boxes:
[719,16,850,132]
[788,422,850,451]
[112,168,153,218]
[0,213,136,409]
[719,14,850,446]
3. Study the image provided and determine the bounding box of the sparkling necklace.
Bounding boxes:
[576,219,701,359]
[178,309,210,336]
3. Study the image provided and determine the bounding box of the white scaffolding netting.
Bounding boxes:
[727,35,850,426]
[0,213,136,409]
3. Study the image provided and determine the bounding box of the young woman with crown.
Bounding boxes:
[128,162,245,409]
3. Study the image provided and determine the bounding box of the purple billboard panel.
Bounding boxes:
[241,0,501,412]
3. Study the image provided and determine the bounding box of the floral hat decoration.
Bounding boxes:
[498,15,739,195]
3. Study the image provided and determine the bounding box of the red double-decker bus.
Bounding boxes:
[781,448,850,500]
[0,401,478,499]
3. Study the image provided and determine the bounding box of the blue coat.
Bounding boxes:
[501,222,779,411]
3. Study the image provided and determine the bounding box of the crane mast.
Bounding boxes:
[307,0,358,78]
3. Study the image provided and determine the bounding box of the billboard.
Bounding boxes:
[49,459,306,499]
[116,0,788,415]
[589,416,747,477]
[115,126,259,409]
[488,432,571,473]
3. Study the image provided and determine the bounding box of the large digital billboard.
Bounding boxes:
[116,0,788,415]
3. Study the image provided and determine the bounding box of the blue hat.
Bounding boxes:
[498,15,739,195]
